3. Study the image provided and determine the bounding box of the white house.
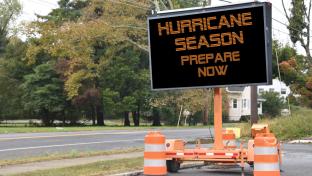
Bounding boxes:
[258,79,291,101]
[226,79,291,121]
[227,86,264,121]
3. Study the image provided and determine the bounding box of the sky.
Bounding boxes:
[18,0,58,22]
[16,0,298,52]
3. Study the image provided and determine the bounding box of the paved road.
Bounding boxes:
[167,143,312,176]
[0,128,214,160]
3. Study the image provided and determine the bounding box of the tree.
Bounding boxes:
[100,44,150,126]
[273,41,312,108]
[26,1,108,125]
[0,37,30,120]
[272,40,298,78]
[21,62,67,126]
[0,0,21,55]
[39,0,90,25]
[261,92,285,117]
[20,0,216,127]
[282,0,312,65]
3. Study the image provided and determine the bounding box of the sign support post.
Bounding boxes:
[213,88,224,149]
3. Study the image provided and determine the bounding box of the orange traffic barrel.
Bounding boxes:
[222,130,236,149]
[144,131,167,175]
[254,133,280,176]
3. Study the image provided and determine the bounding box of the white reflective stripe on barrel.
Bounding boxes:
[177,152,184,156]
[144,159,166,167]
[206,153,213,156]
[254,163,280,171]
[144,144,165,152]
[254,147,278,155]
[225,153,233,156]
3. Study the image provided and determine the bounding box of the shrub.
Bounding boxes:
[240,115,250,122]
[261,92,284,117]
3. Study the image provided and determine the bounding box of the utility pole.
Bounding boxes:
[250,0,259,126]
[250,86,258,125]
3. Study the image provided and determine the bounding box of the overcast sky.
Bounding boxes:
[16,0,298,52]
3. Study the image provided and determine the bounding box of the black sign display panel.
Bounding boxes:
[148,2,272,90]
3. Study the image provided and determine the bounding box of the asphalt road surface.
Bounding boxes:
[0,128,214,160]
[1,129,311,176]
[167,143,312,176]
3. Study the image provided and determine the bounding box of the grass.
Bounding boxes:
[13,157,143,176]
[0,125,211,134]
[234,107,312,141]
[0,126,146,134]
[261,107,312,140]
[0,147,143,167]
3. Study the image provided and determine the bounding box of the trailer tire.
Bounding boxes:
[167,160,180,173]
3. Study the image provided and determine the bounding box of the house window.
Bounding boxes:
[258,102,261,108]
[259,88,264,94]
[242,99,247,108]
[233,99,237,109]
[281,88,286,95]
[269,88,274,92]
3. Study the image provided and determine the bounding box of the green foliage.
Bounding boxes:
[288,0,306,44]
[262,107,312,140]
[158,0,209,10]
[100,44,150,120]
[21,62,66,126]
[0,0,21,54]
[272,40,297,78]
[0,37,29,119]
[283,0,312,64]
[272,41,312,109]
[261,91,285,117]
[39,0,90,25]
[0,0,224,126]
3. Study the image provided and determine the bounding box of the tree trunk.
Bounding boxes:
[132,105,140,126]
[152,108,161,126]
[42,109,52,126]
[62,110,66,126]
[124,111,130,126]
[96,105,105,126]
[90,106,95,125]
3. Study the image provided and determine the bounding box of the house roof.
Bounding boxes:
[227,86,245,92]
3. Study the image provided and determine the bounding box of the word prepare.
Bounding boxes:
[155,11,255,78]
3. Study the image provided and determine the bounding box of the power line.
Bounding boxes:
[108,0,150,10]
[121,0,151,9]
[272,4,288,20]
[272,4,286,16]
[272,27,290,36]
[272,18,312,38]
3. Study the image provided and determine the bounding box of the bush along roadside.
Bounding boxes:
[237,107,312,141]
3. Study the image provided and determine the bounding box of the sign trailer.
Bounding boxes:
[145,3,280,176]
[148,2,272,90]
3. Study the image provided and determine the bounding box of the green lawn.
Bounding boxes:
[0,126,144,134]
[0,147,143,167]
[14,157,143,176]
[0,125,213,134]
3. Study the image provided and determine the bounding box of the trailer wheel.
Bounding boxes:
[248,162,254,168]
[167,160,180,173]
